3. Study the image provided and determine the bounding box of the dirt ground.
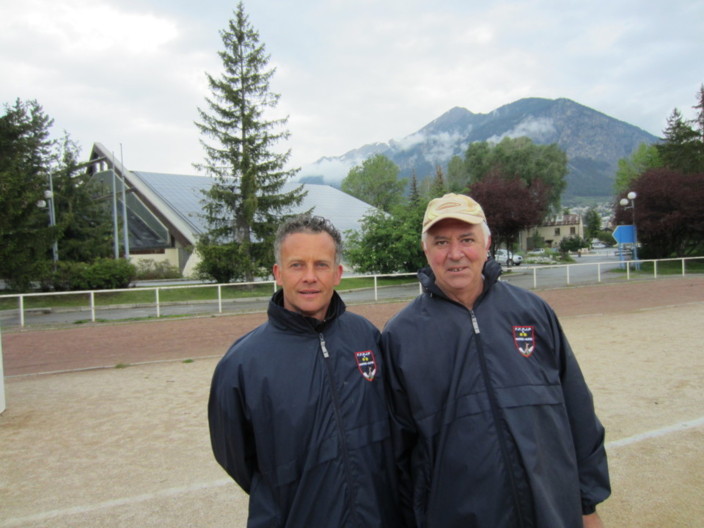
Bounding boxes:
[1,276,703,527]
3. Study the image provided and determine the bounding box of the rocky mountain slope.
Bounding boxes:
[298,97,660,203]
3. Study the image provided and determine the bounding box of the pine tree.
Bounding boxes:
[51,134,113,262]
[658,107,702,174]
[195,2,305,282]
[0,99,55,290]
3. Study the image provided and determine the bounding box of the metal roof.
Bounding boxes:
[131,171,378,244]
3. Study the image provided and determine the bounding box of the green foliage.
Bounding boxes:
[195,240,247,284]
[657,104,704,175]
[51,135,114,262]
[614,169,704,258]
[194,2,305,282]
[558,236,588,254]
[527,230,545,251]
[42,258,136,291]
[614,143,662,194]
[465,137,568,210]
[583,207,602,241]
[0,99,56,290]
[341,154,406,212]
[134,259,182,280]
[345,200,427,274]
[446,155,467,192]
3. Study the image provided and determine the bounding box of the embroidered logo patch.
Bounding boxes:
[354,350,377,381]
[513,326,536,357]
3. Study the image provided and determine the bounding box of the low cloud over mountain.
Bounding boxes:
[297,98,660,202]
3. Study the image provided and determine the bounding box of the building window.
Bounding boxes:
[554,228,561,236]
[570,227,576,235]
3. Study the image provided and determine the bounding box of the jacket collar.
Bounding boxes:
[417,258,502,306]
[268,289,346,333]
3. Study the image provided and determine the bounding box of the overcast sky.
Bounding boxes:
[2,0,702,175]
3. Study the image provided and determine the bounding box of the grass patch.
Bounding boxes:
[182,359,194,364]
[114,363,130,369]
[0,275,419,312]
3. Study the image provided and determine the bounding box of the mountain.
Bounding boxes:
[297,97,661,203]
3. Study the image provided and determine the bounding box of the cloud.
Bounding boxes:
[487,117,557,144]
[1,0,702,179]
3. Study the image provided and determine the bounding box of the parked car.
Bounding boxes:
[527,248,546,255]
[494,249,523,266]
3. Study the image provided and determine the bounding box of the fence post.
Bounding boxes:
[0,323,5,413]
[155,288,160,318]
[218,285,223,313]
[19,296,25,328]
[90,291,96,322]
[374,276,378,302]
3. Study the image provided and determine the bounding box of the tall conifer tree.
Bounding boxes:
[195,2,304,282]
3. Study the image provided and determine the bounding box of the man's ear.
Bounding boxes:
[273,263,282,286]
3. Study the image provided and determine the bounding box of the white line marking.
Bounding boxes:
[4,417,704,527]
[0,478,233,527]
[606,416,704,448]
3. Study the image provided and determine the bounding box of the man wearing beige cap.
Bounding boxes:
[381,193,611,528]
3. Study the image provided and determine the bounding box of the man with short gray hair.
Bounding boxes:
[382,194,611,527]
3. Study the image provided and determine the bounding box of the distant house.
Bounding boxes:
[86,143,378,277]
[520,214,584,250]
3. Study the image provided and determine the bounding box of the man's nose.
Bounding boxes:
[448,241,463,259]
[302,265,317,281]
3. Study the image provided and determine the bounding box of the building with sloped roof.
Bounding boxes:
[521,213,584,250]
[86,143,378,276]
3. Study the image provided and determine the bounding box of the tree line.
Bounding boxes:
[2,1,702,291]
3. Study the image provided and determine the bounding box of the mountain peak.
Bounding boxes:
[300,97,660,202]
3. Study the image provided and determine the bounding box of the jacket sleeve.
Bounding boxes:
[380,328,419,528]
[208,355,257,494]
[554,317,611,513]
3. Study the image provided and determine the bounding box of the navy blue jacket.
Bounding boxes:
[381,260,611,528]
[209,290,403,527]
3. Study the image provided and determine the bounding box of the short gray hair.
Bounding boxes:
[274,215,343,265]
[421,221,492,250]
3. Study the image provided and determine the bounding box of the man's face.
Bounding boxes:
[273,231,342,321]
[423,218,489,302]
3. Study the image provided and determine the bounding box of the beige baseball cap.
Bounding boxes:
[422,193,486,233]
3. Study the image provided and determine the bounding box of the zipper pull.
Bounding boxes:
[470,311,480,334]
[319,334,330,358]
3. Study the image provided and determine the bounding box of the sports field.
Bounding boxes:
[1,277,703,527]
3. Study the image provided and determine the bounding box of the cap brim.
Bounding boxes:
[423,213,485,233]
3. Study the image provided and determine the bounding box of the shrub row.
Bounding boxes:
[41,258,137,291]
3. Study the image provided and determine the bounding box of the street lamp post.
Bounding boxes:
[619,191,638,269]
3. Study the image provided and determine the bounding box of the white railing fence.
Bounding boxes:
[1,256,702,329]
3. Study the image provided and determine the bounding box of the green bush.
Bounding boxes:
[134,259,182,280]
[82,258,136,289]
[43,258,136,291]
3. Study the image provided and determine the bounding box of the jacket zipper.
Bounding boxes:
[318,333,358,524]
[470,310,527,528]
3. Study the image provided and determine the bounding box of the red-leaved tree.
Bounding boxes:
[614,168,704,258]
[468,171,551,254]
